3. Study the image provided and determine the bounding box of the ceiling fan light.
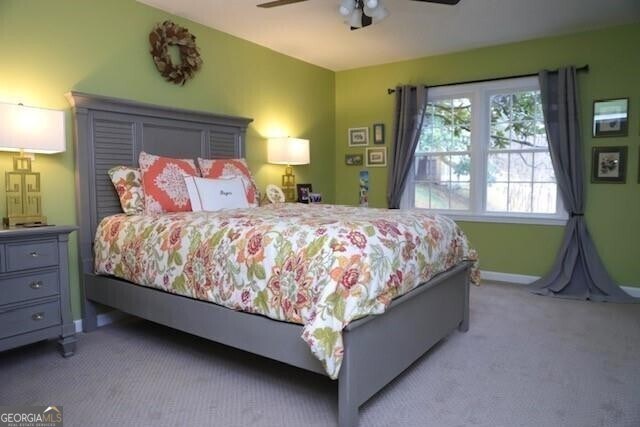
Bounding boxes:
[348,8,363,28]
[339,0,356,17]
[364,3,389,22]
[362,4,377,17]
[365,0,378,8]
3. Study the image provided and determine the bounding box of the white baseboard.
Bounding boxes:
[480,270,640,298]
[480,270,539,285]
[74,310,127,333]
[621,286,640,298]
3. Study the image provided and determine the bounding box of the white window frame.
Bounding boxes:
[402,76,567,226]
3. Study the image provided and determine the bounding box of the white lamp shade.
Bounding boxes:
[267,137,310,165]
[0,102,66,154]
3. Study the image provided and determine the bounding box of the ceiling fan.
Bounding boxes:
[257,0,461,30]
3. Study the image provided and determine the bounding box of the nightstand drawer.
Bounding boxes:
[5,240,58,272]
[0,301,60,339]
[0,271,59,306]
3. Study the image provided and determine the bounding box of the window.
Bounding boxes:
[403,77,566,225]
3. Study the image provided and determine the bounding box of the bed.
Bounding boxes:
[68,91,478,427]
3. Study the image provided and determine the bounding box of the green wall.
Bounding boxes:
[0,0,335,318]
[335,24,640,286]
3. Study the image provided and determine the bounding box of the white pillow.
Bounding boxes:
[184,176,249,212]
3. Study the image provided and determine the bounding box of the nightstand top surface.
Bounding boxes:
[0,225,78,238]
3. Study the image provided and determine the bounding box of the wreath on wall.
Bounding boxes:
[149,21,203,85]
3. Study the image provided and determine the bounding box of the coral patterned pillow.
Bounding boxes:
[139,152,199,214]
[197,158,258,207]
[108,166,145,215]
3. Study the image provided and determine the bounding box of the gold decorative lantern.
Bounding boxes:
[0,103,65,227]
[267,137,310,202]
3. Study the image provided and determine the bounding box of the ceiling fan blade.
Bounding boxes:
[256,0,309,8]
[411,0,461,4]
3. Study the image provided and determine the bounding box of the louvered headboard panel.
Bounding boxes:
[67,92,252,273]
[93,118,136,221]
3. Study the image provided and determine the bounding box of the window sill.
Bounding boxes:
[415,210,567,226]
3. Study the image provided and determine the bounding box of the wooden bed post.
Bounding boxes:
[458,275,470,332]
[82,293,99,332]
[338,337,359,427]
[67,97,100,333]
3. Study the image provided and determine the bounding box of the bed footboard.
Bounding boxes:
[337,261,471,427]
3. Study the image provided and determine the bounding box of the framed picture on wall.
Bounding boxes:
[345,154,363,166]
[366,147,387,167]
[591,146,627,183]
[593,98,628,137]
[348,127,369,146]
[373,123,385,144]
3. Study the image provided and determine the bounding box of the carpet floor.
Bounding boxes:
[1,282,639,427]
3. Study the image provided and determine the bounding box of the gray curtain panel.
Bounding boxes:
[530,67,636,302]
[387,85,428,209]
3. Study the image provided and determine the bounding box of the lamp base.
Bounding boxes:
[282,165,296,202]
[5,153,47,229]
[3,215,47,229]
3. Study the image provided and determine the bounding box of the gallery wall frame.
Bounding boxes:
[592,98,629,138]
[366,147,387,167]
[373,123,385,144]
[345,153,363,166]
[591,146,627,183]
[348,127,369,146]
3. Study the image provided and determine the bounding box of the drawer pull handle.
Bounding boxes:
[30,251,39,257]
[32,312,45,321]
[30,281,43,289]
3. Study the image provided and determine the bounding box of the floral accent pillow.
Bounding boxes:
[139,152,199,214]
[108,166,145,215]
[197,158,258,207]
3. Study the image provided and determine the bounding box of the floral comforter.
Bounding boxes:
[94,203,479,378]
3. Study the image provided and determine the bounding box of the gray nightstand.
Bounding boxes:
[0,225,77,356]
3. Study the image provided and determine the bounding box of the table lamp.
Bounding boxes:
[0,102,65,227]
[267,137,310,202]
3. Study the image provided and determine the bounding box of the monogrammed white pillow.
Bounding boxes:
[183,176,249,212]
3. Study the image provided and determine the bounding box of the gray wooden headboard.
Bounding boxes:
[66,91,253,274]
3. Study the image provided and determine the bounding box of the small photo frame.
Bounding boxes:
[593,98,628,137]
[296,183,313,203]
[348,127,369,146]
[591,146,627,183]
[345,154,363,166]
[366,147,387,167]
[373,123,385,144]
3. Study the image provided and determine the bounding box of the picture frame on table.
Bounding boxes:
[593,98,628,138]
[296,183,313,203]
[348,127,369,146]
[373,123,385,144]
[345,154,364,166]
[265,184,285,204]
[591,146,627,183]
[366,147,387,167]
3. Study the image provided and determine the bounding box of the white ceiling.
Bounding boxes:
[137,0,640,71]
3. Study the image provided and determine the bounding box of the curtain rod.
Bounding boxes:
[386,65,589,95]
